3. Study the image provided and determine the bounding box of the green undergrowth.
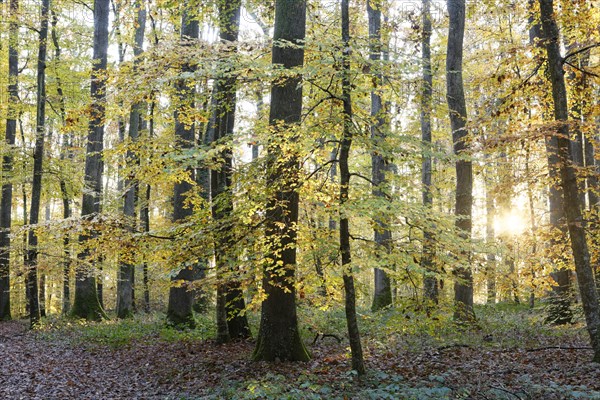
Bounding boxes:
[34,312,216,348]
[191,370,600,400]
[297,299,582,353]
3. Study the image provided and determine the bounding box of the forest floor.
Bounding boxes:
[0,305,599,399]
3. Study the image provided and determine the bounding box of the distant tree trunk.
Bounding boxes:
[539,0,600,362]
[527,0,573,324]
[252,0,310,362]
[0,0,19,321]
[26,0,50,327]
[339,0,366,375]
[368,0,392,312]
[140,104,154,314]
[497,152,519,304]
[50,9,73,316]
[117,0,145,319]
[484,156,496,304]
[421,0,438,306]
[446,0,474,322]
[140,182,151,313]
[211,0,250,342]
[72,0,109,321]
[166,6,198,329]
[525,142,537,308]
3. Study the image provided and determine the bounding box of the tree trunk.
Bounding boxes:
[0,0,19,321]
[252,0,310,362]
[525,142,538,308]
[538,0,600,362]
[72,0,109,321]
[166,6,199,329]
[210,0,250,342]
[140,100,156,313]
[26,0,50,327]
[367,0,392,312]
[339,0,366,375]
[50,8,74,316]
[527,0,573,324]
[446,0,474,322]
[117,0,146,319]
[484,156,496,304]
[420,0,438,306]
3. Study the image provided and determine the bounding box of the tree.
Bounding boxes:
[166,4,199,329]
[0,0,19,321]
[252,0,310,362]
[72,0,110,321]
[117,0,146,319]
[25,0,51,327]
[339,0,366,375]
[211,0,250,341]
[367,0,392,312]
[538,0,600,362]
[421,0,437,305]
[525,0,573,325]
[446,0,474,322]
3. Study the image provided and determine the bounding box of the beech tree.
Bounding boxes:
[117,0,146,319]
[72,0,109,321]
[340,0,365,375]
[538,0,600,362]
[166,3,199,329]
[0,0,19,321]
[421,0,437,305]
[368,0,392,312]
[252,0,310,362]
[446,0,474,321]
[25,0,51,327]
[211,0,250,342]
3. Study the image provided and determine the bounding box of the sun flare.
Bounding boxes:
[494,212,527,236]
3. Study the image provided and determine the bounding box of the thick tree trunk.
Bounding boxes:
[252,0,310,362]
[166,7,198,329]
[339,0,365,375]
[72,0,109,321]
[0,0,19,321]
[446,0,474,322]
[527,0,573,324]
[26,0,51,327]
[117,0,145,319]
[539,0,600,362]
[367,0,392,312]
[421,0,438,306]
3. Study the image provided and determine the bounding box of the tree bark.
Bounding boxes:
[211,0,250,342]
[446,0,474,322]
[367,0,392,312]
[166,6,199,329]
[527,0,573,324]
[117,0,146,319]
[72,0,109,321]
[26,0,51,327]
[339,0,366,375]
[0,0,19,321]
[252,0,310,362]
[50,8,74,316]
[421,0,438,306]
[538,0,600,362]
[484,154,496,304]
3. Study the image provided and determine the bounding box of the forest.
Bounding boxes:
[0,0,600,398]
